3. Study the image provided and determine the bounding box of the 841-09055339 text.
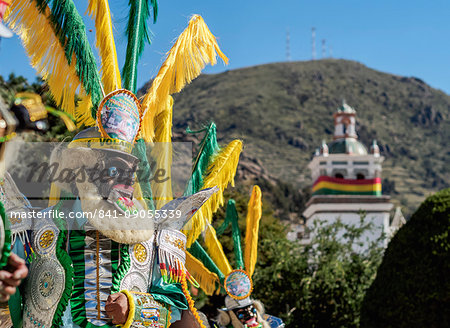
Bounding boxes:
[9,209,182,221]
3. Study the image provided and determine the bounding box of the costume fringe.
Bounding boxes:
[87,0,122,93]
[185,251,220,296]
[111,244,131,294]
[183,140,242,247]
[244,185,262,277]
[151,96,173,208]
[5,0,84,117]
[122,0,158,92]
[140,15,228,142]
[204,224,233,276]
[0,202,11,270]
[51,200,74,327]
[180,268,206,328]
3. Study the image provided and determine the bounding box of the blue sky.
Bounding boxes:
[1,0,450,93]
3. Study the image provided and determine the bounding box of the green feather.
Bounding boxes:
[183,124,231,282]
[133,139,156,210]
[184,122,220,196]
[188,241,225,283]
[123,0,158,93]
[32,0,103,113]
[216,199,244,270]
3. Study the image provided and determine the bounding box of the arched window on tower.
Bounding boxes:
[332,169,347,179]
[355,169,368,180]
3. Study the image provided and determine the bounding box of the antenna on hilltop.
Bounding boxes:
[311,27,316,60]
[286,28,291,61]
[322,39,326,59]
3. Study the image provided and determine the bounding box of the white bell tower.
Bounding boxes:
[300,102,395,246]
[333,101,357,139]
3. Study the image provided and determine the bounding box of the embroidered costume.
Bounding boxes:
[0,96,17,267]
[0,69,19,327]
[2,0,236,327]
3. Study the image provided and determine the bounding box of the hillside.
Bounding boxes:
[147,59,449,217]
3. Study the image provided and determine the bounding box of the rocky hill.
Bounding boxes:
[150,59,449,217]
[3,59,449,219]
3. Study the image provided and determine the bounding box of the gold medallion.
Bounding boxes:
[133,243,147,263]
[39,230,55,249]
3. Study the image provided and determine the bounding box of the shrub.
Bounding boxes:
[360,188,450,328]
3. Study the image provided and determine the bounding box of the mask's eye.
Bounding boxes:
[108,167,119,177]
[252,308,257,314]
[238,313,244,319]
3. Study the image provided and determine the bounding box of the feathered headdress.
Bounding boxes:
[5,0,229,210]
[5,1,227,138]
[185,185,263,297]
[6,3,235,328]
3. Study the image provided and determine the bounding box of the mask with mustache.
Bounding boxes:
[233,305,260,328]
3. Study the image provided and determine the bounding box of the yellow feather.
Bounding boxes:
[151,96,174,208]
[131,182,148,211]
[87,0,121,93]
[75,96,96,127]
[48,184,61,207]
[153,96,173,144]
[140,15,228,142]
[185,251,220,296]
[56,112,76,132]
[183,140,242,247]
[5,0,89,118]
[244,185,262,277]
[204,224,233,276]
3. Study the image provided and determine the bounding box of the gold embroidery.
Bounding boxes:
[133,244,147,263]
[164,235,186,250]
[39,230,55,248]
[9,216,22,225]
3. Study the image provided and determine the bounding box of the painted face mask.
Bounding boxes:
[94,149,140,202]
[233,305,259,328]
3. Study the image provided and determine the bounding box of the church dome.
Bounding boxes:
[328,138,368,155]
[336,102,356,114]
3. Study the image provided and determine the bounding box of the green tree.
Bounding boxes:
[0,73,43,103]
[360,188,450,328]
[253,216,385,328]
